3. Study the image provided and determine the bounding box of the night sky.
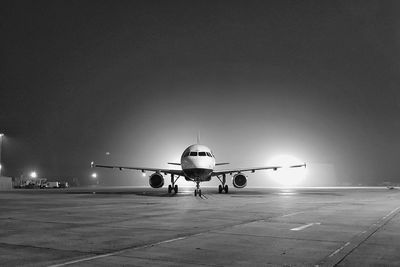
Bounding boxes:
[1,1,400,186]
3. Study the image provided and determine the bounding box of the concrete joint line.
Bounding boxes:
[316,206,400,267]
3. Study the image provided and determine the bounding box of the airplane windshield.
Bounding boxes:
[199,152,206,156]
[189,152,198,156]
[206,152,212,157]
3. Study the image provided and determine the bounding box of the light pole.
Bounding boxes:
[0,133,3,177]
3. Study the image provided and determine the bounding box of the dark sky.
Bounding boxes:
[1,0,400,185]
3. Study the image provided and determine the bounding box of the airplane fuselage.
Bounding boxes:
[92,142,306,197]
[180,144,215,181]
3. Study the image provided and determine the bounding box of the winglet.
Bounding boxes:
[197,131,201,144]
[90,161,95,168]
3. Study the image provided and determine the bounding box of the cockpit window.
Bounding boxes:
[199,152,206,156]
[206,152,212,157]
[189,151,198,156]
[183,151,190,157]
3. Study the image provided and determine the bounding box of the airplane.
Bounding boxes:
[91,142,306,197]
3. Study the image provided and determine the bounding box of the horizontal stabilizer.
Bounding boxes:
[168,162,181,166]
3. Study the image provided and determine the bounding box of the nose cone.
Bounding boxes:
[180,144,216,170]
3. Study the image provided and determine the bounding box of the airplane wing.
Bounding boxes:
[91,162,185,176]
[211,163,306,176]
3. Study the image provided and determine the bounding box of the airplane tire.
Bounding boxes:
[168,185,172,193]
[194,190,197,196]
[174,185,178,194]
[218,185,223,193]
[199,189,202,197]
[224,185,229,194]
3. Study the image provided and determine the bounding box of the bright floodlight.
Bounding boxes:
[0,133,3,137]
[267,154,306,186]
[30,171,37,178]
[91,173,97,178]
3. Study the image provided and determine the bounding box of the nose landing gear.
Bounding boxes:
[194,181,201,197]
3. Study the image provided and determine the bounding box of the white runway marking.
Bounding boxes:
[49,211,310,266]
[328,242,350,257]
[150,236,187,245]
[47,236,193,267]
[318,206,400,266]
[282,211,305,217]
[48,253,117,267]
[290,222,321,231]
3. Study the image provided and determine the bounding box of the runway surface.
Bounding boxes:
[1,186,400,266]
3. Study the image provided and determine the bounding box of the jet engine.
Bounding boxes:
[149,173,164,188]
[232,173,247,188]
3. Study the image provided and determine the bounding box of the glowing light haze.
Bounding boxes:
[1,1,400,186]
[267,155,307,186]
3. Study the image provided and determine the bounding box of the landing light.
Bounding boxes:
[91,173,97,178]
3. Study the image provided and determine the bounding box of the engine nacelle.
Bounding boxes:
[149,173,164,188]
[232,173,247,188]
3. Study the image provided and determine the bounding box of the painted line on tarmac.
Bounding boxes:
[290,222,321,231]
[47,235,195,267]
[150,236,188,246]
[48,253,116,267]
[282,211,305,217]
[328,242,350,258]
[317,206,400,267]
[49,210,300,266]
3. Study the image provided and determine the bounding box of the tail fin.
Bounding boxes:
[197,131,201,144]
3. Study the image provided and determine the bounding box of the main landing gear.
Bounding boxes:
[168,174,179,194]
[218,184,229,194]
[217,174,229,194]
[168,184,178,194]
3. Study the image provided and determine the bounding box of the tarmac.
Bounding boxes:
[1,186,400,266]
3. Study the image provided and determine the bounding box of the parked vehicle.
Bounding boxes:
[59,182,69,188]
[47,182,59,188]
